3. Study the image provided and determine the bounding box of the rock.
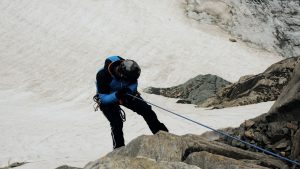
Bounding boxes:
[266,122,287,143]
[223,62,300,162]
[177,100,192,104]
[274,139,290,150]
[0,162,29,169]
[201,57,300,108]
[253,132,266,143]
[286,146,291,152]
[256,123,268,133]
[280,152,287,157]
[265,62,300,122]
[200,97,221,108]
[262,135,270,145]
[185,0,300,57]
[244,129,255,139]
[229,38,237,42]
[144,74,231,105]
[291,129,300,159]
[244,120,255,128]
[84,156,200,169]
[231,138,246,149]
[84,132,288,169]
[209,105,224,109]
[287,122,299,130]
[200,127,235,141]
[56,165,82,169]
[184,151,269,169]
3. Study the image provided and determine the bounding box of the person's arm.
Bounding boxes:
[99,92,118,104]
[96,69,118,104]
[127,81,138,93]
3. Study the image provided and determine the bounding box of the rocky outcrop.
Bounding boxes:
[85,156,200,169]
[144,58,299,108]
[186,0,300,57]
[0,162,28,169]
[84,132,288,169]
[55,165,83,169]
[144,74,231,105]
[184,151,269,169]
[218,62,300,166]
[201,57,300,108]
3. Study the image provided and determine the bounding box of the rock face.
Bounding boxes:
[201,57,300,108]
[84,132,288,169]
[55,165,82,169]
[221,62,300,165]
[143,74,231,105]
[85,156,200,169]
[185,151,269,169]
[186,0,300,57]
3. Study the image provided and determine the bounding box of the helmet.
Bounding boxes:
[118,60,141,81]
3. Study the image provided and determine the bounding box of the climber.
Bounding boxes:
[94,56,168,149]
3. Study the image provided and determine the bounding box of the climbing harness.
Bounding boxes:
[93,93,126,122]
[127,94,300,167]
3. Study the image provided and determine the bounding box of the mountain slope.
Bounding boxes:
[0,0,282,168]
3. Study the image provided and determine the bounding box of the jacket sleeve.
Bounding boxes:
[96,69,118,104]
[127,82,138,93]
[99,92,118,104]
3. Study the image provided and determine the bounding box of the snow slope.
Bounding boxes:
[0,0,281,168]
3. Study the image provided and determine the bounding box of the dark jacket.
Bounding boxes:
[96,56,138,105]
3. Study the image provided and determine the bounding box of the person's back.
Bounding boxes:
[94,56,168,149]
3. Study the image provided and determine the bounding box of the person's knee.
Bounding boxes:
[135,103,153,115]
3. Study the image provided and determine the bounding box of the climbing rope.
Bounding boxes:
[127,94,300,167]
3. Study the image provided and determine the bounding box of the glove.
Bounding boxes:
[115,88,132,100]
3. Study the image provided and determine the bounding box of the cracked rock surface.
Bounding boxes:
[186,0,300,57]
[84,132,288,169]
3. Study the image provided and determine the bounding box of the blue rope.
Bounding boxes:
[127,94,300,167]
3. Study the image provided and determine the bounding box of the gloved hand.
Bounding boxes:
[115,88,132,100]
